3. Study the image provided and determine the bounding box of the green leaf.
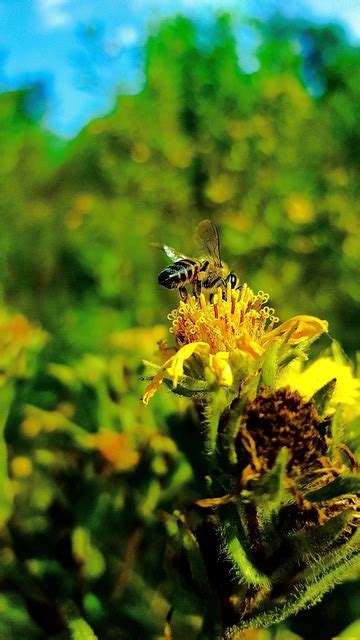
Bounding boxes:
[72,528,105,580]
[163,375,209,395]
[219,504,270,587]
[216,396,246,472]
[141,359,162,377]
[69,618,98,640]
[225,542,360,635]
[272,511,353,579]
[305,475,360,502]
[337,619,360,638]
[203,387,229,457]
[179,519,210,593]
[311,377,337,415]
[330,405,346,443]
[259,340,281,390]
[252,447,290,518]
[0,384,15,525]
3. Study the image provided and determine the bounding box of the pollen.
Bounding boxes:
[168,282,278,357]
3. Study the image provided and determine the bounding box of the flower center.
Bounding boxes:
[236,387,331,479]
[168,282,279,354]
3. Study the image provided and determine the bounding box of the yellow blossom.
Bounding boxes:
[142,369,168,406]
[168,283,276,357]
[0,309,47,382]
[87,431,140,471]
[11,457,33,478]
[142,342,209,405]
[143,282,328,403]
[166,342,210,388]
[278,356,360,416]
[261,315,328,347]
[208,352,233,387]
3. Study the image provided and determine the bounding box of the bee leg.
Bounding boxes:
[207,276,226,302]
[179,286,188,302]
[193,280,202,298]
[199,260,210,272]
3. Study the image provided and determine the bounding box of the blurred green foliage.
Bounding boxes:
[0,12,359,640]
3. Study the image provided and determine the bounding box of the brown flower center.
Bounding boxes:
[236,387,330,477]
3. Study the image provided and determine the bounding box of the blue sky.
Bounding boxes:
[1,0,360,137]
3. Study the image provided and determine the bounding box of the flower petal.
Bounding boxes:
[279,356,360,416]
[166,341,210,388]
[142,369,166,405]
[209,352,233,386]
[236,336,264,359]
[261,315,328,346]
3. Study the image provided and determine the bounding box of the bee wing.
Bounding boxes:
[150,242,191,261]
[194,219,222,267]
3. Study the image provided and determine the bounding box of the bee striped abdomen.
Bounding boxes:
[158,259,199,289]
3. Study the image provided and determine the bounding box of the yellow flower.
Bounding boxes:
[278,356,360,417]
[0,309,47,382]
[166,342,210,387]
[142,342,209,405]
[0,312,45,351]
[260,315,328,348]
[142,282,328,404]
[87,431,140,471]
[208,352,233,387]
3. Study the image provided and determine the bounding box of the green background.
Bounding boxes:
[0,13,359,640]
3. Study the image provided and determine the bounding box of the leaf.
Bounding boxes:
[337,619,360,638]
[0,384,15,525]
[225,543,360,635]
[69,618,98,640]
[311,377,337,415]
[305,475,360,502]
[162,511,210,595]
[252,447,290,518]
[216,396,247,472]
[72,528,105,580]
[163,375,209,394]
[219,504,270,587]
[272,511,354,579]
[259,340,281,390]
[203,387,229,457]
[180,521,210,594]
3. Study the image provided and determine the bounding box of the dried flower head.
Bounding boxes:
[236,387,330,478]
[233,386,343,499]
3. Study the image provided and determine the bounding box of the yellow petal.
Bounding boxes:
[166,342,210,388]
[142,369,166,405]
[236,336,265,359]
[209,352,233,386]
[262,315,328,346]
[88,432,140,471]
[280,356,360,414]
[196,493,234,507]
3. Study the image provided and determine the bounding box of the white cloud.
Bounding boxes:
[314,1,360,38]
[38,0,72,29]
[116,26,139,47]
[105,25,139,57]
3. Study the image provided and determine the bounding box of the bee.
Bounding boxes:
[155,219,239,301]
